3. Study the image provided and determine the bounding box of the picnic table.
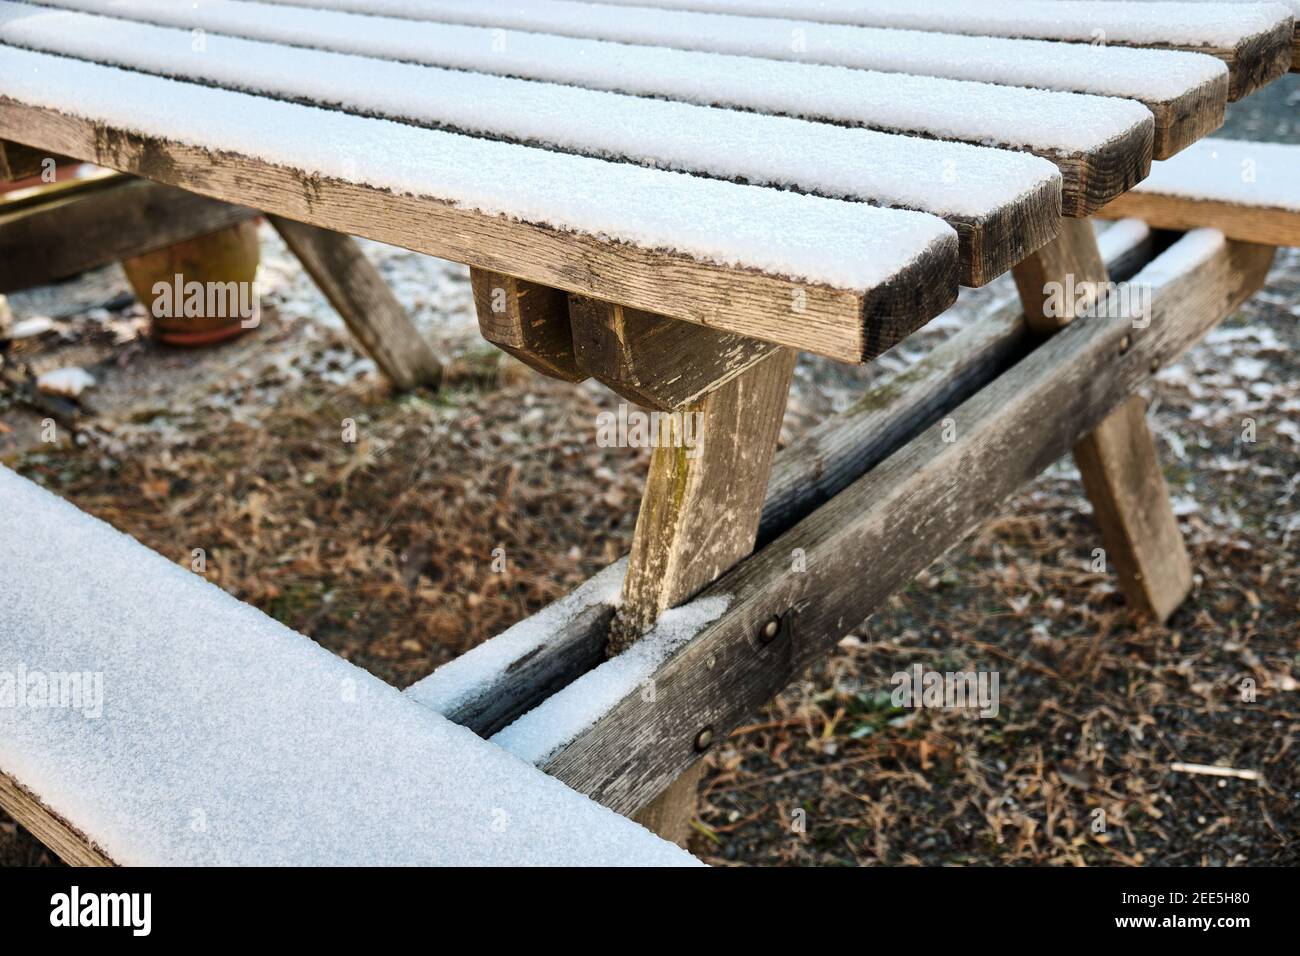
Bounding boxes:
[0,0,1296,864]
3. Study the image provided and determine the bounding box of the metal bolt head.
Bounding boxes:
[1150,357,1161,374]
[1118,334,1132,355]
[759,616,781,644]
[694,727,714,752]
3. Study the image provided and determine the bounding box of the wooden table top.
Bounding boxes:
[0,0,1293,361]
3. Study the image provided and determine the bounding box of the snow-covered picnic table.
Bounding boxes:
[0,0,1296,865]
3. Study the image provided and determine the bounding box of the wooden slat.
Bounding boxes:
[1099,192,1300,248]
[578,0,1293,100]
[235,0,1227,158]
[0,99,957,363]
[0,174,258,294]
[568,298,778,410]
[1013,217,1193,621]
[0,4,1058,286]
[536,232,1276,814]
[268,215,443,390]
[470,270,586,383]
[0,770,114,866]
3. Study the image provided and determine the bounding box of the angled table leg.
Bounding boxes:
[1013,218,1192,621]
[268,215,443,391]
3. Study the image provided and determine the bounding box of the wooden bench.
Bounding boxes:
[0,466,696,866]
[0,0,1292,857]
[1098,137,1300,247]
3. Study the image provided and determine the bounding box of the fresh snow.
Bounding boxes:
[491,596,731,766]
[1133,138,1300,212]
[406,560,627,716]
[1131,228,1228,286]
[583,0,1293,48]
[0,45,955,291]
[243,0,1227,102]
[35,366,95,397]
[0,467,699,865]
[0,4,1061,221]
[27,0,1152,157]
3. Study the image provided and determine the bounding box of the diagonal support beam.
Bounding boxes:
[1012,218,1192,622]
[268,215,443,391]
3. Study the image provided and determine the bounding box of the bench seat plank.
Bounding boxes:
[0,3,1063,286]
[0,467,696,866]
[581,0,1294,99]
[1098,137,1300,246]
[206,0,1230,157]
[18,0,1153,216]
[0,46,959,362]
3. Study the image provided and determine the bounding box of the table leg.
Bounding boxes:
[615,345,796,843]
[1013,218,1192,621]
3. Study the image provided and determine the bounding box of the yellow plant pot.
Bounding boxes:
[122,220,261,347]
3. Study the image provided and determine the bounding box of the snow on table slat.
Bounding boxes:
[1098,137,1300,246]
[0,467,697,866]
[242,0,1229,106]
[0,47,959,361]
[583,0,1289,51]
[580,1,1295,97]
[25,0,1154,214]
[0,4,1061,286]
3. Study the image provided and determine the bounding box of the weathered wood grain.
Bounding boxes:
[616,346,795,842]
[470,269,586,383]
[0,99,957,363]
[1013,216,1192,621]
[269,215,443,390]
[0,769,115,866]
[1150,72,1229,161]
[0,138,51,181]
[538,234,1276,813]
[1074,394,1195,622]
[1098,191,1300,249]
[612,348,797,650]
[1044,119,1153,218]
[0,174,257,294]
[569,297,779,409]
[1177,17,1295,101]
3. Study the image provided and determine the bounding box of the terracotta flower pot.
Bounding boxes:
[122,220,261,347]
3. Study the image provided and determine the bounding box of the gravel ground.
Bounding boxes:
[1,77,1296,867]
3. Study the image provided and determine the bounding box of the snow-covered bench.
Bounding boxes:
[1099,137,1300,248]
[0,466,696,866]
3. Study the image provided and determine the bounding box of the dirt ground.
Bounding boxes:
[2,83,1297,867]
